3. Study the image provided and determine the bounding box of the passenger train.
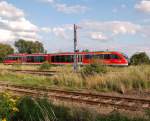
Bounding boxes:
[3,51,129,66]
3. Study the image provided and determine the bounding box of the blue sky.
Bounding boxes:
[0,0,150,56]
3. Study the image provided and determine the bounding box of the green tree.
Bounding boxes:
[0,43,14,62]
[82,49,90,52]
[130,52,150,65]
[15,39,46,54]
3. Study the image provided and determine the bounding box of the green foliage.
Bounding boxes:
[0,43,14,62]
[39,61,51,70]
[96,112,147,121]
[13,97,56,121]
[13,97,149,121]
[82,49,90,52]
[0,95,148,121]
[130,52,150,65]
[0,92,19,121]
[15,39,46,54]
[81,63,107,76]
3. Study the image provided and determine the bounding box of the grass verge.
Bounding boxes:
[0,64,150,93]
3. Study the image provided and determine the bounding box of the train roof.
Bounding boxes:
[8,51,125,56]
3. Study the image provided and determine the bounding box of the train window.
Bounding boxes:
[51,55,74,63]
[4,57,8,60]
[104,54,111,59]
[55,56,60,62]
[60,56,65,62]
[27,56,34,62]
[85,54,93,59]
[7,56,22,60]
[111,54,120,59]
[94,54,104,59]
[99,54,104,59]
[122,53,129,60]
[65,55,74,62]
[34,56,46,62]
[52,56,61,63]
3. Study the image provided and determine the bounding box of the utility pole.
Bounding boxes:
[73,24,78,72]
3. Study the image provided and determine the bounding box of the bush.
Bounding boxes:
[39,61,51,70]
[0,92,19,121]
[10,97,150,121]
[130,52,150,65]
[13,97,56,121]
[81,63,107,76]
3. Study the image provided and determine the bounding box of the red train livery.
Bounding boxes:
[3,51,129,66]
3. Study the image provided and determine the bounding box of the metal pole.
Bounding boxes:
[73,24,77,72]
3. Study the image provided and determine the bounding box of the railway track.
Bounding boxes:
[0,83,150,111]
[3,69,57,76]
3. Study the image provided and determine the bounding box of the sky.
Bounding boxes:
[0,0,150,56]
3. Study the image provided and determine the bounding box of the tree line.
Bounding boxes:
[0,39,150,65]
[0,39,45,62]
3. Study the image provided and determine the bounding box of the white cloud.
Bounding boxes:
[51,24,73,39]
[0,1,40,42]
[0,0,24,19]
[46,21,142,42]
[89,32,108,40]
[41,27,51,33]
[135,0,150,13]
[0,29,15,41]
[81,20,141,35]
[52,27,66,38]
[55,3,88,14]
[45,0,54,3]
[45,20,144,42]
[40,0,88,14]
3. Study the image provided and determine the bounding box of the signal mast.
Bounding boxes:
[73,24,78,72]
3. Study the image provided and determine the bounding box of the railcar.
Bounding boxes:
[3,51,129,66]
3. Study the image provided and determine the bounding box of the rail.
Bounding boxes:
[0,83,149,111]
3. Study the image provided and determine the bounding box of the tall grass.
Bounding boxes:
[12,97,150,121]
[12,97,57,121]
[0,64,150,93]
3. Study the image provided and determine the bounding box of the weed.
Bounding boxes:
[81,63,107,76]
[39,61,51,70]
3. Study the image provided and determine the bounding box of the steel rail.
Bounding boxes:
[0,83,149,111]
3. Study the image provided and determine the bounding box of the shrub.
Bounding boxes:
[39,61,51,70]
[81,63,107,76]
[0,92,19,121]
[130,52,150,65]
[13,97,56,121]
[10,97,150,121]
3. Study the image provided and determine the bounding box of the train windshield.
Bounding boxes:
[122,53,130,62]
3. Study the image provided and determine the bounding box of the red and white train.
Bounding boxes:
[3,51,129,66]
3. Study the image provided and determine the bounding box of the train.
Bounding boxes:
[3,51,129,66]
